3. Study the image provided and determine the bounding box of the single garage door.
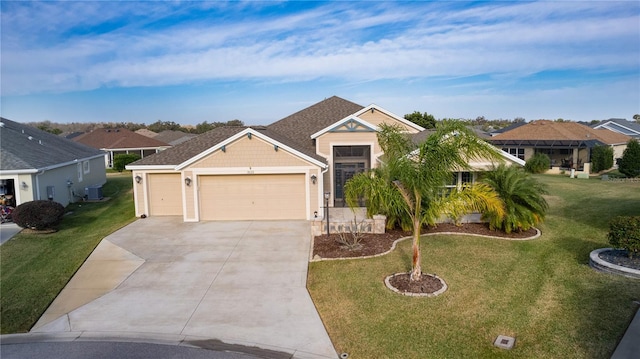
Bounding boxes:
[199,174,306,220]
[148,173,183,216]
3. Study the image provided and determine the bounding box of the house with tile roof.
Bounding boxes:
[0,118,107,207]
[592,118,640,139]
[127,96,524,222]
[73,128,171,168]
[489,120,632,174]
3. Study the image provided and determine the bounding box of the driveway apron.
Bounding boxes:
[31,217,338,359]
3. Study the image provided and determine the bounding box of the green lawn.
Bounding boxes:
[1,173,136,334]
[308,175,640,358]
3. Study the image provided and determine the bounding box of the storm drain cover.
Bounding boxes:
[494,335,515,350]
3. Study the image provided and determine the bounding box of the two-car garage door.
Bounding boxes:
[199,174,306,220]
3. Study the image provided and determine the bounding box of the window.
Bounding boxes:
[83,160,90,174]
[502,147,525,160]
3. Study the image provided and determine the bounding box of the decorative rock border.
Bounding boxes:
[384,272,448,297]
[589,248,640,279]
[310,227,541,262]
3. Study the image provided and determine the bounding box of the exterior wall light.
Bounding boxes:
[310,174,317,184]
[185,177,192,186]
[21,181,28,190]
[135,175,142,184]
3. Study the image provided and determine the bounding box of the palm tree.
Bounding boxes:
[345,121,505,282]
[481,164,548,233]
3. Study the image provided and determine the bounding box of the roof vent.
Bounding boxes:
[0,122,4,127]
[39,140,43,145]
[28,136,33,140]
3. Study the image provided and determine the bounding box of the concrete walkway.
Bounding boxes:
[29,218,338,359]
[0,222,21,245]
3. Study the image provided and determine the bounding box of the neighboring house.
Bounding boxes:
[592,118,640,139]
[135,128,158,138]
[153,130,197,146]
[127,96,524,222]
[0,118,107,207]
[489,120,631,174]
[73,128,171,168]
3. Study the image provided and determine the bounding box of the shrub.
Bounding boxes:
[113,154,141,172]
[608,216,640,258]
[618,139,640,178]
[482,164,548,233]
[12,200,65,230]
[591,145,614,172]
[524,153,550,174]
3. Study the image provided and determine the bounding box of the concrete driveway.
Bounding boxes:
[30,218,337,359]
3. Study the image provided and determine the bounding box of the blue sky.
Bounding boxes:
[1,1,639,126]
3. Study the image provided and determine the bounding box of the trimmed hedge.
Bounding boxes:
[524,153,550,174]
[591,145,614,173]
[608,216,640,258]
[12,200,65,230]
[113,153,141,172]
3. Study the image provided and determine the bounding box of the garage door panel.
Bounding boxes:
[199,174,305,220]
[148,174,183,216]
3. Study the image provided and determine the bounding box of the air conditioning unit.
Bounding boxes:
[85,185,103,200]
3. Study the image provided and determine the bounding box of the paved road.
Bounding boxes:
[1,341,271,359]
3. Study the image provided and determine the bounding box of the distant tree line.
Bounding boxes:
[26,119,244,136]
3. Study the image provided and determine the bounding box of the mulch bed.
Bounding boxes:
[313,222,537,259]
[598,249,640,270]
[388,273,444,294]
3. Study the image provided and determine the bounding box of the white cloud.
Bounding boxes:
[1,1,638,96]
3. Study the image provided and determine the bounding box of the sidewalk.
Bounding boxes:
[0,222,21,245]
[611,307,640,359]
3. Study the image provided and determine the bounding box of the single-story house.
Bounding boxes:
[152,130,198,146]
[127,96,524,222]
[0,118,107,207]
[73,128,171,168]
[592,118,640,139]
[489,120,632,174]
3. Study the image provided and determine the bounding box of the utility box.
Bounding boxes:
[85,185,103,200]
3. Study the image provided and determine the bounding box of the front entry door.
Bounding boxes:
[334,162,366,207]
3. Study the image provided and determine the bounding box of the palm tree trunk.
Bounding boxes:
[410,217,422,281]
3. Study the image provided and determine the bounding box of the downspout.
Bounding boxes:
[34,170,45,200]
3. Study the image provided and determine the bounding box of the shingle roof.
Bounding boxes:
[73,128,170,149]
[593,118,640,137]
[130,96,363,168]
[490,120,631,145]
[135,128,158,138]
[0,117,105,171]
[153,130,197,146]
[130,126,326,167]
[267,96,364,152]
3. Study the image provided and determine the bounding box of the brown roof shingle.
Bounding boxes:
[490,120,631,145]
[267,96,364,152]
[73,128,170,149]
[130,126,326,167]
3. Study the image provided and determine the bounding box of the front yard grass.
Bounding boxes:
[308,175,640,358]
[1,173,136,334]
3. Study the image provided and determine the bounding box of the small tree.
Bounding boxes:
[524,153,550,174]
[590,145,614,172]
[482,164,548,233]
[12,200,65,230]
[404,111,436,129]
[113,154,141,172]
[618,140,640,178]
[608,216,640,258]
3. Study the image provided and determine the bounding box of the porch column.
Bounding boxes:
[572,148,579,169]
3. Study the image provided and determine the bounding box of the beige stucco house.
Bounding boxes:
[0,118,107,207]
[127,97,523,222]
